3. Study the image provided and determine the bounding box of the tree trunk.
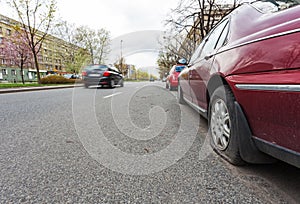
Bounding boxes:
[20,63,25,85]
[33,51,41,84]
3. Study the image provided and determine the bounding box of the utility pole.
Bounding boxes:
[120,40,123,75]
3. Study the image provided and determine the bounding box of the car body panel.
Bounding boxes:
[226,69,300,153]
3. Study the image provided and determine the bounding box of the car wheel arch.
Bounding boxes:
[206,74,228,104]
[207,75,276,165]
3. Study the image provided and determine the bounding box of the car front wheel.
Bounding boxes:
[209,85,244,165]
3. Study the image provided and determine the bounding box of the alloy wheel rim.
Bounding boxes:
[210,99,231,151]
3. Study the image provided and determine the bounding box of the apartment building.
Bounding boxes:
[0,13,85,83]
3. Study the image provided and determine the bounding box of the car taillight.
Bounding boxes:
[103,71,110,77]
[82,71,87,76]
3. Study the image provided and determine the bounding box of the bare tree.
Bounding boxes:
[75,26,97,64]
[157,51,177,79]
[8,0,56,84]
[51,19,89,73]
[166,0,238,42]
[95,28,111,64]
[157,0,239,75]
[114,57,128,76]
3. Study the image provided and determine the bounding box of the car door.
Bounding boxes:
[180,42,205,103]
[189,19,229,112]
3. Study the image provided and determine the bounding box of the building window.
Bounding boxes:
[1,59,5,65]
[0,37,3,44]
[6,29,11,36]
[11,69,16,75]
[2,69,7,75]
[0,27,2,34]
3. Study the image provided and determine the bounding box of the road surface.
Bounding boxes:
[0,81,299,203]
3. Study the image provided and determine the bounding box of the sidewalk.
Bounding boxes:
[0,84,83,94]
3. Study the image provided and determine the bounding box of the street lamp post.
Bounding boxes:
[120,40,123,75]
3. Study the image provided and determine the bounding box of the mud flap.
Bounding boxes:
[234,101,276,164]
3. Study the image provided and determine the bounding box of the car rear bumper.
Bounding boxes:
[170,80,178,87]
[83,77,110,85]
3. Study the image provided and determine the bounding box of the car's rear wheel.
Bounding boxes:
[209,85,244,165]
[120,79,124,87]
[110,79,115,88]
[166,82,169,89]
[84,83,89,88]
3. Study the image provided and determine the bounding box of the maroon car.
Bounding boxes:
[178,1,300,167]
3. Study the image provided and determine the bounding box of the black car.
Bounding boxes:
[82,64,124,88]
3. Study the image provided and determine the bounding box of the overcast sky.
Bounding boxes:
[56,0,177,37]
[57,0,178,74]
[0,0,179,75]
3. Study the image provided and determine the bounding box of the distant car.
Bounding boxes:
[150,77,155,82]
[63,74,78,79]
[178,1,300,168]
[166,60,186,90]
[82,64,124,88]
[162,77,167,82]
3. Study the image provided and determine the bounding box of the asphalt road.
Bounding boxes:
[0,81,299,203]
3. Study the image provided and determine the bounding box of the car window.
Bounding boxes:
[215,21,229,49]
[252,0,299,13]
[175,65,185,72]
[85,65,108,71]
[109,67,121,73]
[189,39,206,64]
[199,19,229,60]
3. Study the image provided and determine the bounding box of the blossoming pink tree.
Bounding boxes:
[0,31,33,84]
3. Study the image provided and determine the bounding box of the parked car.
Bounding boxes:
[63,74,79,79]
[166,59,187,90]
[178,1,300,167]
[150,77,155,82]
[82,64,124,88]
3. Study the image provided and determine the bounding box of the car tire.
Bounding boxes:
[84,83,89,88]
[120,79,124,87]
[166,82,169,89]
[177,83,185,104]
[110,79,115,88]
[209,85,244,165]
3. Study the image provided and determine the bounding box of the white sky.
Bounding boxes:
[0,0,179,75]
[56,0,176,37]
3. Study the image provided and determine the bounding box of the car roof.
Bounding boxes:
[227,3,300,46]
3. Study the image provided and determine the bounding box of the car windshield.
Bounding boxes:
[252,0,300,13]
[175,65,185,72]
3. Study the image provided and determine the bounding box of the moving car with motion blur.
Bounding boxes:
[178,0,300,167]
[82,64,124,88]
[166,59,187,90]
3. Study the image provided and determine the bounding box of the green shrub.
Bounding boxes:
[40,75,76,84]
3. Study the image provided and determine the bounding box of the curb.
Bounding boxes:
[0,84,83,94]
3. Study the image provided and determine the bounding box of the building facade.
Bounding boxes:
[0,14,86,83]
